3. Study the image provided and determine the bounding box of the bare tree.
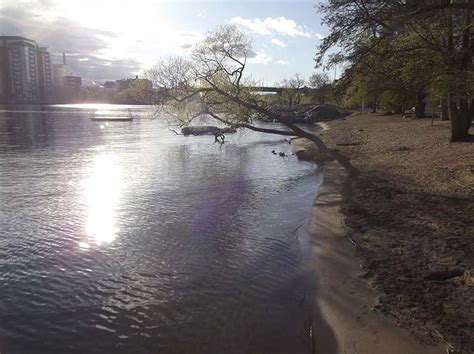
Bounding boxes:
[277,74,306,107]
[309,72,331,104]
[146,25,356,175]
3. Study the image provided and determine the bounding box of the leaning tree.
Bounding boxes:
[147,25,356,174]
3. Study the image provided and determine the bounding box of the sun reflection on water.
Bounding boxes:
[84,153,122,246]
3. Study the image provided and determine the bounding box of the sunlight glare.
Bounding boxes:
[84,154,122,245]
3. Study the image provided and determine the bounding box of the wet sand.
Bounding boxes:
[317,113,473,352]
[291,112,473,352]
[306,161,444,354]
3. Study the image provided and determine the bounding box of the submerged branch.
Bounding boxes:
[205,110,358,176]
[238,124,296,136]
[169,128,184,135]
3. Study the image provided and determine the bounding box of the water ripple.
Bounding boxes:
[0,104,320,354]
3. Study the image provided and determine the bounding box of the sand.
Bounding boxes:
[307,161,444,354]
[296,113,473,353]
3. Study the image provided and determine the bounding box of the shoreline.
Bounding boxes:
[296,113,473,352]
[305,160,444,354]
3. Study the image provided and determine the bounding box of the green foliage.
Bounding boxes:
[309,72,331,104]
[317,0,474,125]
[340,74,366,109]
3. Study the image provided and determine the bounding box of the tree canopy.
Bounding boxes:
[309,72,331,104]
[317,0,473,141]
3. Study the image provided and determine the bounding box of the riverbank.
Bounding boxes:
[306,161,444,354]
[297,113,473,353]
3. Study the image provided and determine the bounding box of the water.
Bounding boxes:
[0,104,321,354]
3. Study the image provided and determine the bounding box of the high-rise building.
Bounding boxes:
[37,46,52,100]
[52,53,69,88]
[0,36,52,103]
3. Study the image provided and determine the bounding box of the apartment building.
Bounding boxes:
[0,36,52,102]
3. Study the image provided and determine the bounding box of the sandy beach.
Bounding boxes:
[296,113,473,353]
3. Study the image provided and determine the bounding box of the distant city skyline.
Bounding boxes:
[1,0,330,86]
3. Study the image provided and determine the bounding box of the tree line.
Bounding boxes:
[53,78,158,105]
[276,72,334,106]
[317,0,473,141]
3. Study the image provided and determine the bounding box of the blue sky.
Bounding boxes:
[1,0,329,85]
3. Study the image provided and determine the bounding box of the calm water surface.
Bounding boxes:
[0,104,320,354]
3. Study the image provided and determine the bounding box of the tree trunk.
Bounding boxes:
[283,122,359,176]
[469,98,474,131]
[371,94,377,113]
[460,97,472,136]
[319,87,326,105]
[449,99,465,142]
[448,3,472,140]
[441,99,449,121]
[295,93,302,106]
[415,90,426,118]
[415,101,426,118]
[450,96,473,141]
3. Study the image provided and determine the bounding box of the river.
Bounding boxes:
[0,104,321,354]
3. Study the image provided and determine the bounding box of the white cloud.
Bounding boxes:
[275,59,289,65]
[271,38,286,47]
[1,2,206,80]
[248,51,272,65]
[229,16,317,38]
[174,31,203,51]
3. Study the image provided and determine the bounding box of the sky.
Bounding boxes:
[0,0,330,86]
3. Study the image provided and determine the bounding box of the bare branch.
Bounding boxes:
[147,24,357,175]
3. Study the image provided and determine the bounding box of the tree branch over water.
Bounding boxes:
[147,25,357,175]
